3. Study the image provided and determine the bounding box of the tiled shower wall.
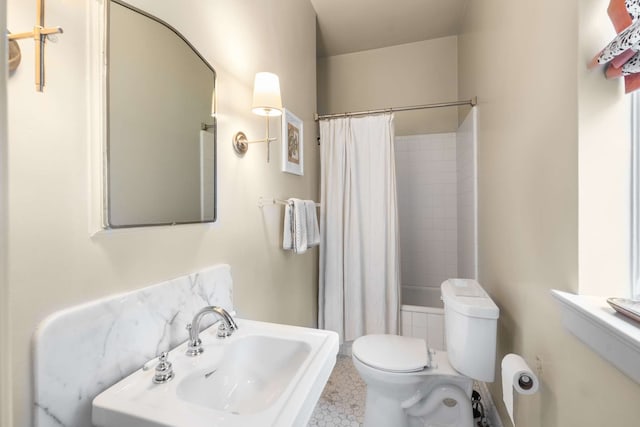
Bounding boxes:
[395,133,458,288]
[456,109,477,279]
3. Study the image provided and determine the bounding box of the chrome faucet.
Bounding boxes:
[185,306,238,356]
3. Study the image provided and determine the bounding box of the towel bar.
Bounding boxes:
[258,197,320,208]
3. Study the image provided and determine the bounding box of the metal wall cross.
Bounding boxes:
[8,0,63,92]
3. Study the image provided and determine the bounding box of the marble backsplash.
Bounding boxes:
[33,264,234,427]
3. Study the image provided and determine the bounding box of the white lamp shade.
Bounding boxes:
[252,72,282,116]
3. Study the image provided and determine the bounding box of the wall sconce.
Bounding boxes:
[8,0,63,91]
[233,72,282,162]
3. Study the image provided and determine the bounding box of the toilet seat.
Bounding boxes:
[352,334,428,373]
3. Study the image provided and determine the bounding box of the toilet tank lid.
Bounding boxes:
[441,279,499,319]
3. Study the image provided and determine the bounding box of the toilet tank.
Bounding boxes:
[441,279,499,382]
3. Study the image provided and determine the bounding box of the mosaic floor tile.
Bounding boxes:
[308,355,365,427]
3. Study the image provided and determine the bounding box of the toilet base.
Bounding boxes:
[353,354,474,427]
[404,384,475,427]
[362,383,473,427]
[363,387,412,427]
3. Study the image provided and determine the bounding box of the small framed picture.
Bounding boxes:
[281,109,304,176]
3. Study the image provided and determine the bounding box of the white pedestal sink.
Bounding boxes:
[92,319,339,427]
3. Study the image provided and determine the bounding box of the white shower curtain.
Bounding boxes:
[318,113,400,343]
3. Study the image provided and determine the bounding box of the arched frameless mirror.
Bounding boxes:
[105,0,216,228]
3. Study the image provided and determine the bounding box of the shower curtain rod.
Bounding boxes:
[314,97,477,121]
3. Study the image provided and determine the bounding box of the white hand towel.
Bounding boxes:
[283,198,308,253]
[305,200,320,248]
[283,200,294,250]
[293,199,308,254]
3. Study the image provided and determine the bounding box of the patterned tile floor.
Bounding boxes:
[308,355,365,427]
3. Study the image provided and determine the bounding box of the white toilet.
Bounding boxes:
[352,279,499,427]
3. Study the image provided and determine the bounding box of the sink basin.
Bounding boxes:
[92,319,338,427]
[176,335,311,414]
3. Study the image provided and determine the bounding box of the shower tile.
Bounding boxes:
[396,132,459,291]
[428,314,445,350]
[401,311,412,336]
[444,217,457,231]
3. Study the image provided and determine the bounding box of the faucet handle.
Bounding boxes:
[185,323,203,356]
[153,352,174,384]
[217,322,233,338]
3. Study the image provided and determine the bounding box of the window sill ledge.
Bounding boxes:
[551,290,640,384]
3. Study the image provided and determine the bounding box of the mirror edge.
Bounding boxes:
[88,0,109,235]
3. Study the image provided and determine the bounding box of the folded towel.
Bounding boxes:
[293,199,308,253]
[283,198,308,253]
[282,198,319,254]
[283,200,294,250]
[305,200,320,248]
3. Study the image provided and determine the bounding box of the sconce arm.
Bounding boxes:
[243,137,277,144]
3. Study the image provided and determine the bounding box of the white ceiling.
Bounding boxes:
[310,0,469,57]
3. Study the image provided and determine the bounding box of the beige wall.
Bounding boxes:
[6,0,317,425]
[318,37,458,136]
[458,0,640,426]
[1,1,11,426]
[578,0,631,297]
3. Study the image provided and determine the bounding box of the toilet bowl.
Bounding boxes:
[352,339,473,427]
[352,279,499,427]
